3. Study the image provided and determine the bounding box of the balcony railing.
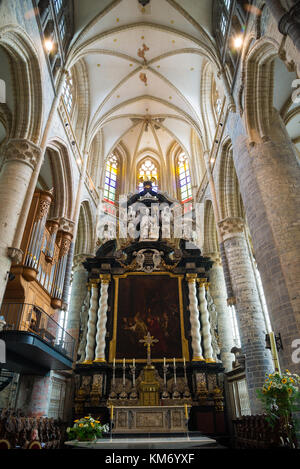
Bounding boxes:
[0,303,75,361]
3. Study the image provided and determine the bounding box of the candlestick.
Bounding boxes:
[123,358,125,367]
[110,405,114,420]
[133,358,135,367]
[113,358,115,368]
[163,357,166,367]
[173,358,177,385]
[173,357,176,368]
[183,356,186,367]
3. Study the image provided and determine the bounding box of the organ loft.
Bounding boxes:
[0,0,299,451]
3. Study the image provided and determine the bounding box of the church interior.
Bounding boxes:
[0,0,299,451]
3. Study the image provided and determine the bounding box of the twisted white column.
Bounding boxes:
[77,287,91,363]
[94,274,111,363]
[83,281,99,364]
[186,274,204,361]
[198,279,215,363]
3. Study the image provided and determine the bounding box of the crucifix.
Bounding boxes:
[139,332,158,365]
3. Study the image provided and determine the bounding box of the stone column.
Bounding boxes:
[94,274,111,363]
[0,139,41,305]
[207,253,235,371]
[232,111,300,373]
[77,287,91,363]
[197,278,214,363]
[264,0,300,52]
[67,255,88,342]
[186,274,204,361]
[218,217,274,413]
[83,280,99,364]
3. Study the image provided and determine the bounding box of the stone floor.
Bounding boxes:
[65,434,226,449]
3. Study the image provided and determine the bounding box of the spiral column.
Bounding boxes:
[198,278,215,363]
[186,274,204,361]
[94,274,111,363]
[82,280,99,364]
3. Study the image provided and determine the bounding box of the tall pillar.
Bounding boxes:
[233,111,300,373]
[207,252,235,371]
[94,274,111,363]
[186,274,204,361]
[264,0,300,52]
[67,255,88,342]
[197,278,214,362]
[83,280,99,364]
[218,217,274,413]
[0,139,41,305]
[77,287,91,363]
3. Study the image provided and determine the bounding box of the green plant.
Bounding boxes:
[256,370,300,447]
[66,416,109,441]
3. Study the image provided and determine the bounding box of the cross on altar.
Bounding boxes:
[139,332,158,365]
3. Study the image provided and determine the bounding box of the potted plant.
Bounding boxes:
[66,416,109,442]
[256,370,300,448]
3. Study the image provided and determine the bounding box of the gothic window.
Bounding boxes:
[138,158,158,192]
[220,13,227,36]
[59,16,66,41]
[177,153,192,203]
[62,74,73,114]
[53,0,63,14]
[104,154,119,204]
[224,0,231,10]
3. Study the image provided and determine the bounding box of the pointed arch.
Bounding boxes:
[219,138,243,220]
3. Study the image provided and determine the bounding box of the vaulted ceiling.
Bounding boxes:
[68,0,221,166]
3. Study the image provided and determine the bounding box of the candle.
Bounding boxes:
[123,358,125,367]
[110,405,114,420]
[163,357,166,367]
[113,358,115,368]
[183,356,186,367]
[173,357,176,368]
[185,404,188,419]
[133,358,135,367]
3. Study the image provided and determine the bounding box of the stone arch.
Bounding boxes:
[0,25,43,143]
[74,200,94,256]
[244,38,280,143]
[39,140,74,220]
[203,199,218,255]
[218,138,243,220]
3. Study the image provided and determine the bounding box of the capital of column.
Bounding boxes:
[2,139,41,171]
[186,273,197,283]
[72,254,89,272]
[218,217,245,241]
[197,278,209,289]
[89,279,100,287]
[100,274,111,284]
[205,252,222,266]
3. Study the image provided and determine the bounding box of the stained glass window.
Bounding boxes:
[62,75,73,114]
[59,16,66,41]
[53,0,63,14]
[138,158,158,192]
[177,153,192,203]
[104,154,118,204]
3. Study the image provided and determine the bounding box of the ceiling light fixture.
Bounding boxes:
[233,35,243,49]
[44,39,54,52]
[138,0,150,6]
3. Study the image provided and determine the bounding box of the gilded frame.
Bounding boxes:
[109,271,189,363]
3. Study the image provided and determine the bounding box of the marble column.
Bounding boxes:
[94,274,111,363]
[232,111,300,373]
[218,217,274,413]
[186,274,204,361]
[82,280,99,364]
[67,255,88,342]
[0,139,41,305]
[77,286,91,363]
[207,252,235,372]
[197,278,215,363]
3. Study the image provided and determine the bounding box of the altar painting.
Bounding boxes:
[113,275,185,360]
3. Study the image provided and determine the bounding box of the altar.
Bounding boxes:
[72,181,226,438]
[112,405,190,434]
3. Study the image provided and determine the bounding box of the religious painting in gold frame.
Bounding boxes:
[109,272,189,363]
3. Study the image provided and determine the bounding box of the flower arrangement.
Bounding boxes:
[66,416,109,442]
[256,370,300,447]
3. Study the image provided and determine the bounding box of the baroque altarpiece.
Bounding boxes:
[73,182,226,435]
